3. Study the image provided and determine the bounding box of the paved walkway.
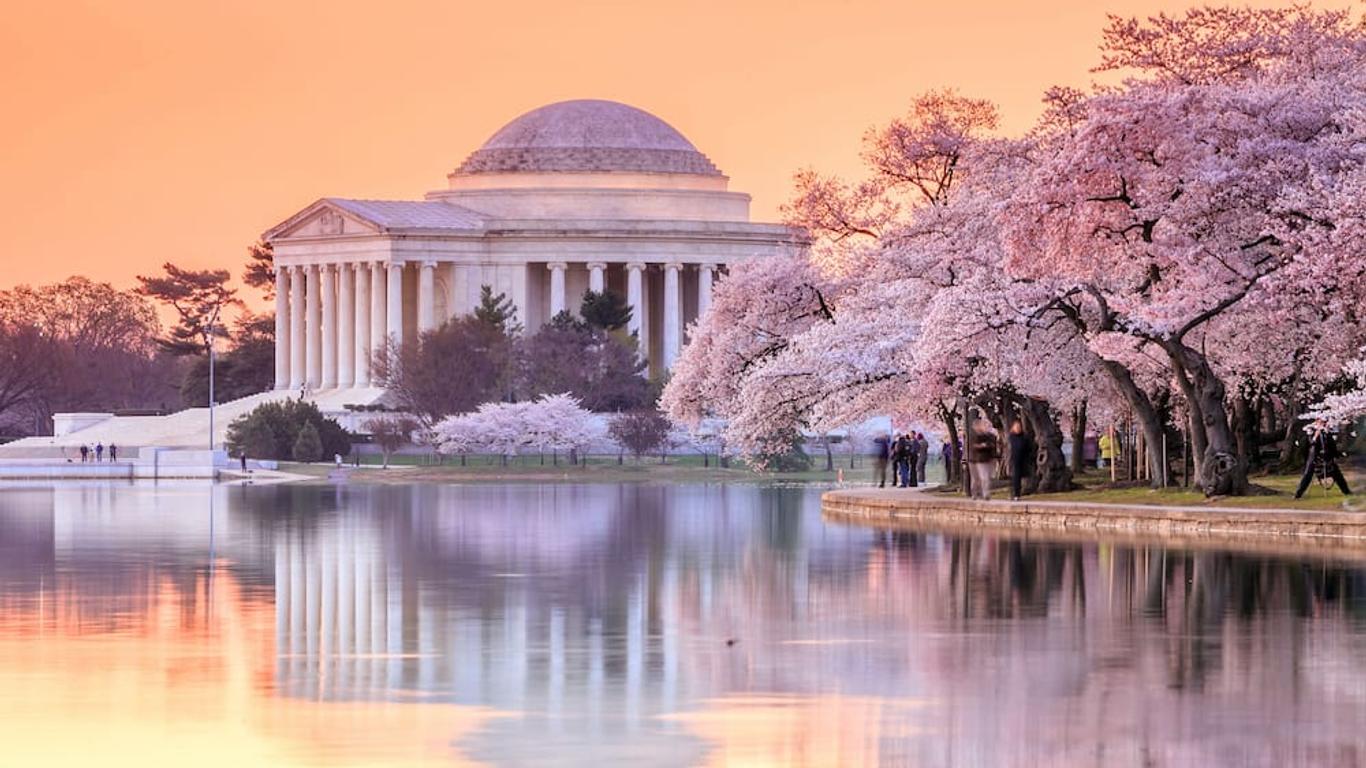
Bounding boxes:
[823,487,1366,553]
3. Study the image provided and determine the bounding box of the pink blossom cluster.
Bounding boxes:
[434,394,604,458]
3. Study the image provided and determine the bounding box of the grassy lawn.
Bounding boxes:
[961,467,1365,512]
[277,452,866,484]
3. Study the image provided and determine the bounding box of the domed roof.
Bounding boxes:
[455,99,722,177]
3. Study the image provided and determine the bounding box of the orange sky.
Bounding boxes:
[0,0,1351,297]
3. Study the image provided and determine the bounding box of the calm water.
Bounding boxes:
[0,482,1363,767]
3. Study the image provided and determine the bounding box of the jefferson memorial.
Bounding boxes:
[0,100,801,456]
[265,99,803,392]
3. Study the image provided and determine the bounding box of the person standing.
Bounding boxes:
[915,432,930,484]
[1007,421,1033,501]
[905,434,919,488]
[1295,420,1353,498]
[1092,431,1114,467]
[79,445,89,463]
[109,444,118,462]
[95,442,104,462]
[941,439,953,480]
[968,420,999,500]
[872,434,891,488]
[893,434,916,488]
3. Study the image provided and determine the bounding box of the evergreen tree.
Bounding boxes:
[239,418,276,460]
[292,421,323,462]
[580,289,632,331]
[474,285,522,334]
[135,263,240,356]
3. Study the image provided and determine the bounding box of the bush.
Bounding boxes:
[609,410,671,459]
[225,398,351,461]
[292,422,323,462]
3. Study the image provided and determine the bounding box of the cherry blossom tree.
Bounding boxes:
[1002,6,1366,494]
[433,394,602,466]
[666,5,1366,497]
[1306,355,1366,426]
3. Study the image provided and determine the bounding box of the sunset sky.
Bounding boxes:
[0,0,1350,297]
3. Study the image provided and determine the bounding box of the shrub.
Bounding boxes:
[225,398,351,461]
[292,422,323,462]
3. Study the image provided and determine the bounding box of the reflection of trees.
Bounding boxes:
[924,533,1366,692]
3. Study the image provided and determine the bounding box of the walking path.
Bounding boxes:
[823,486,1366,556]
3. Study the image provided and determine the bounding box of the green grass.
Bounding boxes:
[277,452,873,484]
[976,468,1365,512]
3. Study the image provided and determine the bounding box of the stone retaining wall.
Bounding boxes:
[822,489,1366,555]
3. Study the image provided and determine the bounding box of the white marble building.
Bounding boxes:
[264,99,804,393]
[0,100,802,455]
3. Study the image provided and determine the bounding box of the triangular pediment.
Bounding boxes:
[263,199,383,241]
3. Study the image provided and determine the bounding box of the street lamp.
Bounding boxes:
[204,303,223,453]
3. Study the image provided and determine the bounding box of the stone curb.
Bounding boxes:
[821,489,1366,549]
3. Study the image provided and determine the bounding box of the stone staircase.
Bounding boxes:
[0,387,388,456]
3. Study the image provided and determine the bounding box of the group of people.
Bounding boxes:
[77,442,117,463]
[870,419,1031,501]
[873,432,930,488]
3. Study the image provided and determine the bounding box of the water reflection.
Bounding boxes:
[0,482,1363,766]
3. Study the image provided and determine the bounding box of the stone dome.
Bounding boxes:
[455,100,722,177]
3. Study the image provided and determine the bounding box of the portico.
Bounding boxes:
[263,99,804,393]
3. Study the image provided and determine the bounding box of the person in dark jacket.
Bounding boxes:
[893,434,918,488]
[872,435,891,488]
[1006,421,1033,501]
[1295,420,1353,498]
[967,421,999,500]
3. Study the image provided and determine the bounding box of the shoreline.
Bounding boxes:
[822,487,1366,555]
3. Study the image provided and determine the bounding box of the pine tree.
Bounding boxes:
[291,421,323,462]
[580,289,632,331]
[474,285,522,334]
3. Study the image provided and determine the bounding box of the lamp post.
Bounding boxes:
[204,303,224,453]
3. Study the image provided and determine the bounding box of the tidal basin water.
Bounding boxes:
[0,482,1364,766]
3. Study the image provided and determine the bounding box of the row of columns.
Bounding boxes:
[276,261,424,391]
[275,260,720,390]
[546,261,717,370]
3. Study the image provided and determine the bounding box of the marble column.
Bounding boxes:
[698,263,715,318]
[387,262,405,347]
[417,261,437,333]
[321,264,338,389]
[306,264,321,388]
[588,262,606,294]
[370,262,387,359]
[663,262,682,370]
[548,262,567,317]
[290,266,305,390]
[274,267,289,390]
[445,264,460,321]
[626,262,646,349]
[354,263,371,387]
[338,263,355,388]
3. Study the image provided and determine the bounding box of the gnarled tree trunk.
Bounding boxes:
[1071,400,1088,475]
[1097,359,1167,487]
[1166,342,1246,496]
[1021,396,1072,492]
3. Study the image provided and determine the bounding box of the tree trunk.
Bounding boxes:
[1021,397,1072,492]
[1166,342,1246,496]
[939,404,961,484]
[1071,400,1088,475]
[1278,378,1309,472]
[1097,359,1167,488]
[1234,394,1260,474]
[823,438,834,472]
